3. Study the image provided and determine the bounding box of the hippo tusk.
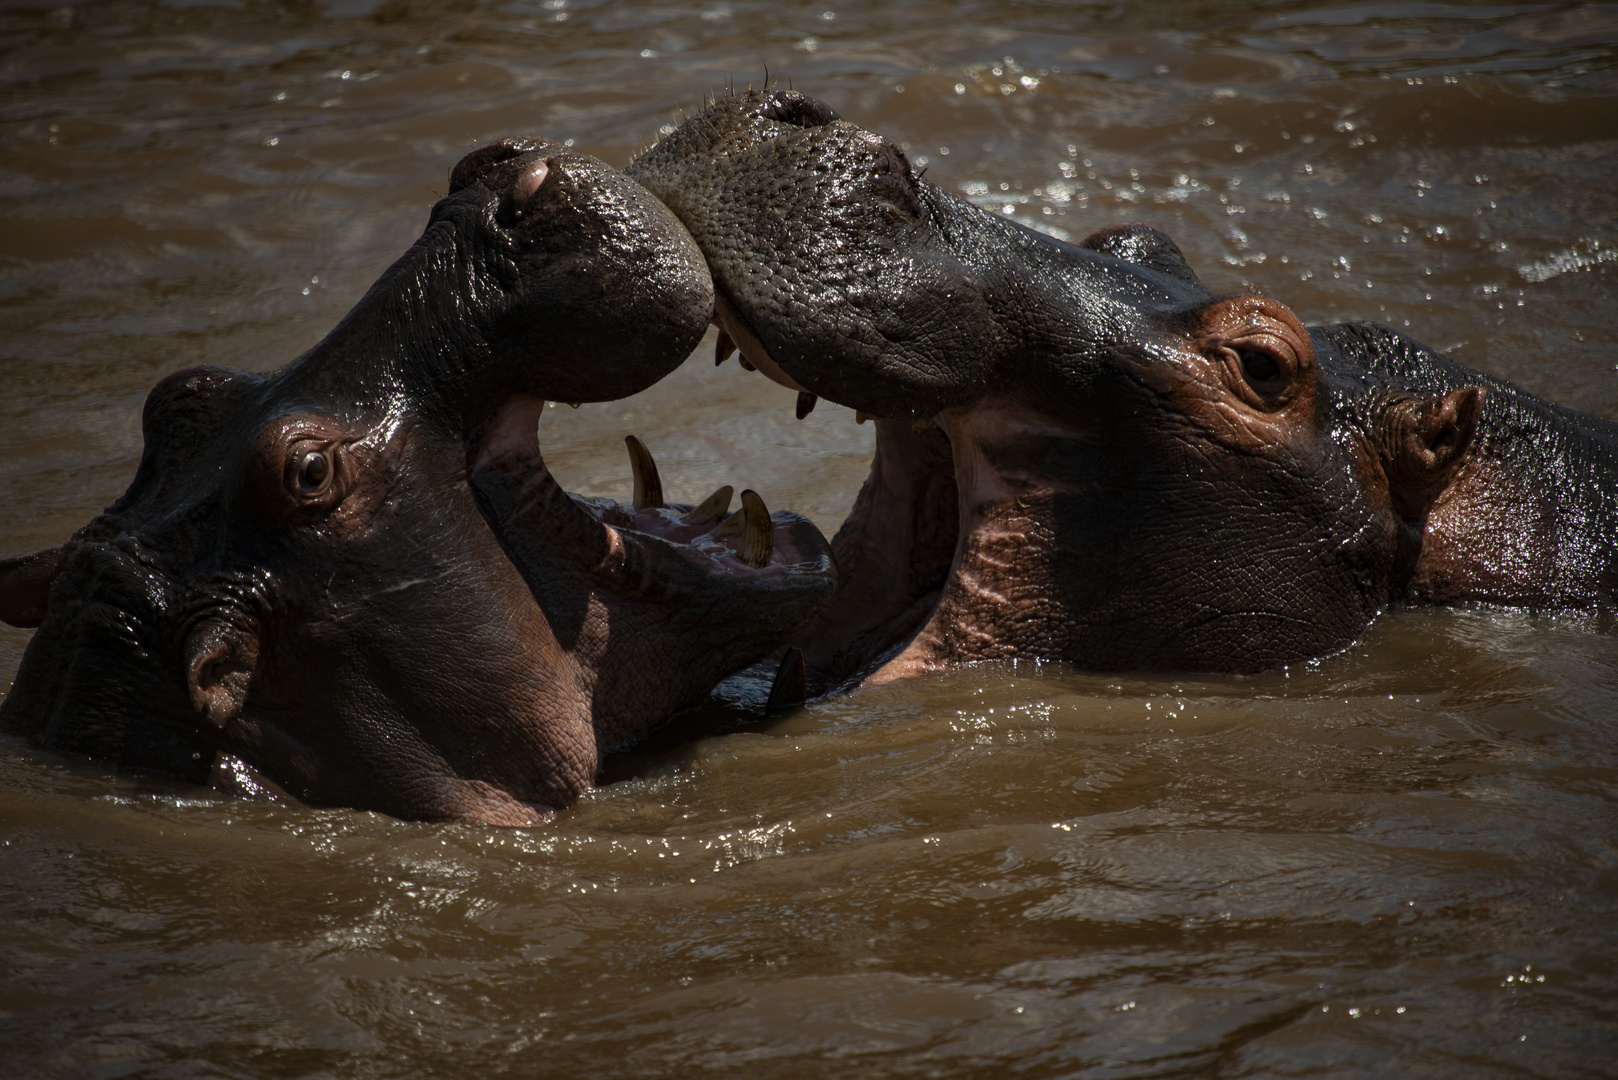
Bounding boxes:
[735,489,774,569]
[624,434,665,510]
[708,489,776,568]
[681,486,734,527]
[765,647,807,712]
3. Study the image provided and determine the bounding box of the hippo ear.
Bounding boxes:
[0,548,65,628]
[184,620,260,728]
[1380,386,1484,520]
[1079,223,1206,290]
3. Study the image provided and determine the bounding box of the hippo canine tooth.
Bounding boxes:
[765,647,807,712]
[796,391,818,420]
[624,434,664,509]
[715,330,736,366]
[681,485,734,526]
[709,489,773,568]
[735,489,773,568]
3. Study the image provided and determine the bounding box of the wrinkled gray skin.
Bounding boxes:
[628,90,1618,685]
[0,138,836,823]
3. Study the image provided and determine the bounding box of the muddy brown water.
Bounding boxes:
[3,1,1617,1076]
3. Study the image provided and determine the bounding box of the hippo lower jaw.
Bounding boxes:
[708,292,984,686]
[710,307,1095,690]
[469,397,835,602]
[704,298,943,689]
[707,383,1145,692]
[865,402,1094,683]
[790,416,960,691]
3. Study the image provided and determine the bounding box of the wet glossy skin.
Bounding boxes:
[0,140,836,822]
[628,89,1618,684]
[3,4,1616,1076]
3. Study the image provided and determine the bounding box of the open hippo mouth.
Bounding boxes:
[478,407,825,580]
[467,394,836,697]
[627,89,1603,684]
[627,88,1229,687]
[0,137,835,824]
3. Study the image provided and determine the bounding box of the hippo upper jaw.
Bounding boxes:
[629,92,1211,425]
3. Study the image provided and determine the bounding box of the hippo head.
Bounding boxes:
[628,91,1493,681]
[0,138,835,823]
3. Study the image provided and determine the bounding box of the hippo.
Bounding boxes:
[626,89,1618,686]
[0,138,836,823]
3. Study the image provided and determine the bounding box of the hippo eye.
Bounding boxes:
[1223,343,1291,402]
[1237,347,1281,385]
[1198,295,1312,409]
[292,447,333,497]
[256,427,347,515]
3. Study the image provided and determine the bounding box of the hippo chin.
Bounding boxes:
[0,138,836,824]
[627,90,1618,685]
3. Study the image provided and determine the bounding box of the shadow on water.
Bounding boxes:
[2,1,1616,1076]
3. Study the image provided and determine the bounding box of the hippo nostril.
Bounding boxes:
[511,159,551,216]
[760,91,841,129]
[184,619,258,728]
[449,137,544,194]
